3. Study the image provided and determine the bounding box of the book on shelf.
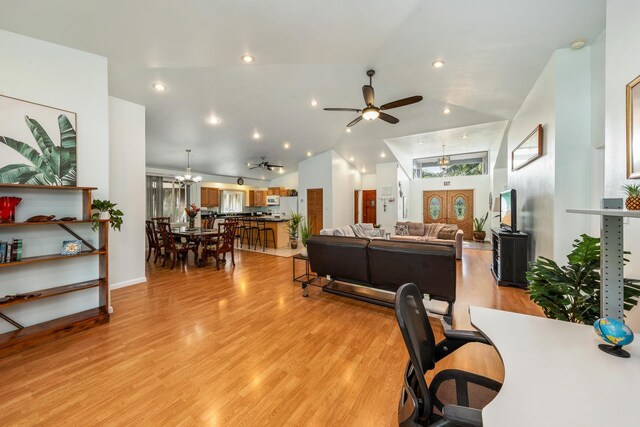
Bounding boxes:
[0,239,23,263]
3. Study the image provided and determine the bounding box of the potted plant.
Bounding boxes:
[185,204,200,230]
[299,220,312,256]
[373,224,381,229]
[527,234,640,324]
[473,212,489,242]
[91,199,124,231]
[622,184,640,210]
[287,212,304,249]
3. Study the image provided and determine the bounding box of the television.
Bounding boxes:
[500,189,517,232]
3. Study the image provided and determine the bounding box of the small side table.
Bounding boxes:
[292,253,319,297]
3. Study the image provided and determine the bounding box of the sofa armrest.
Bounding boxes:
[455,230,464,260]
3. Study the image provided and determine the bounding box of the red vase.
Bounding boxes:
[0,197,22,223]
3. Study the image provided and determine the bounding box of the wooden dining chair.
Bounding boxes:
[202,217,215,229]
[157,221,197,269]
[226,216,245,247]
[145,220,162,262]
[201,221,238,270]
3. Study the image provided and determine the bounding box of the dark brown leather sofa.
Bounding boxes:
[306,235,456,322]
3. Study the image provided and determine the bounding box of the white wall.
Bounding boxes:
[376,162,399,232]
[408,175,491,233]
[508,54,557,260]
[331,152,361,227]
[605,0,640,330]
[362,174,376,190]
[0,30,109,332]
[109,97,146,290]
[298,151,333,228]
[269,171,298,189]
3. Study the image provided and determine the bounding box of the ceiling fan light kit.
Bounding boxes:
[247,156,283,172]
[324,69,422,127]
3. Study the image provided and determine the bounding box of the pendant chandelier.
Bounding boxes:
[438,145,450,170]
[175,149,202,186]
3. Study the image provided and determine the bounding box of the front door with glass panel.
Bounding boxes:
[423,190,474,239]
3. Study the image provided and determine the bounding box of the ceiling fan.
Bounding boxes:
[324,69,423,127]
[247,156,283,171]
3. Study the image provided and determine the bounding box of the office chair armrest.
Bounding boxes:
[443,329,489,345]
[442,404,483,427]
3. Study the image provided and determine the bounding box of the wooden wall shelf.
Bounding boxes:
[0,250,105,268]
[0,279,104,309]
[0,185,109,357]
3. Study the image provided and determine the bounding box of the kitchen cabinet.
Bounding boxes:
[200,188,219,208]
[254,190,267,207]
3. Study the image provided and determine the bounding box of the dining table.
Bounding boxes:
[171,227,220,266]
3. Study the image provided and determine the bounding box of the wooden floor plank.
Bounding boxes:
[0,248,541,426]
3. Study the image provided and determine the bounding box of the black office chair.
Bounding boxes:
[395,283,501,427]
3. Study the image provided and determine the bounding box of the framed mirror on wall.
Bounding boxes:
[512,124,543,171]
[626,75,640,179]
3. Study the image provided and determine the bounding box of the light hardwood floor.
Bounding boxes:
[0,249,541,426]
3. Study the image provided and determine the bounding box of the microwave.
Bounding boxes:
[266,195,280,206]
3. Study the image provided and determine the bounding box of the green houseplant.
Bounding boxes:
[526,234,640,324]
[473,212,489,242]
[299,220,312,255]
[287,212,304,249]
[91,199,124,232]
[622,183,640,210]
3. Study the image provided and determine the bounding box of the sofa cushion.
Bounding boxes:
[351,224,367,238]
[360,223,374,231]
[333,226,355,237]
[395,224,409,236]
[424,223,446,239]
[407,222,425,236]
[437,224,459,240]
[307,236,370,283]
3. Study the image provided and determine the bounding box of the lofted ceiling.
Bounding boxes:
[0,0,605,180]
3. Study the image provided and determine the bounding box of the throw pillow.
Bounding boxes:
[395,224,409,236]
[437,225,459,240]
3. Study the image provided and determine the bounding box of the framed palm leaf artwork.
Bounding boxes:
[0,95,77,186]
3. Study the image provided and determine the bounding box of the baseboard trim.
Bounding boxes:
[111,277,147,290]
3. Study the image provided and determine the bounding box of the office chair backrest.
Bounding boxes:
[395,283,438,424]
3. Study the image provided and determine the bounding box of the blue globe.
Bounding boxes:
[593,318,634,347]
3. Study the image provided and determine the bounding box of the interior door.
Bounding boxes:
[354,190,359,224]
[362,190,376,224]
[446,190,474,239]
[307,188,323,235]
[423,191,447,225]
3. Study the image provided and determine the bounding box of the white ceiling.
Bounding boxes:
[0,0,605,179]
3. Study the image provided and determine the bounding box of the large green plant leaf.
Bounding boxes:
[0,164,39,183]
[23,172,61,186]
[61,168,76,186]
[58,114,76,180]
[0,136,46,170]
[24,116,56,176]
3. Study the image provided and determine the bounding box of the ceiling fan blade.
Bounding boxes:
[380,95,423,111]
[249,166,259,170]
[268,165,283,168]
[347,116,363,127]
[324,107,362,112]
[378,112,399,124]
[362,85,374,106]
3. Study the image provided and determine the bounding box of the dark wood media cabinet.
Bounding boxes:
[491,228,529,288]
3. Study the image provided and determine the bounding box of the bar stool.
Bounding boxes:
[240,218,258,248]
[254,219,276,251]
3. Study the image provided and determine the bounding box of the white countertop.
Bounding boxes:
[470,306,640,427]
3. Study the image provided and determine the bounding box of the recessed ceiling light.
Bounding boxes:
[261,176,265,180]
[241,54,255,63]
[418,142,423,145]
[432,60,445,69]
[346,128,352,133]
[279,169,285,174]
[462,134,468,139]
[361,167,366,173]
[152,82,167,92]
[570,39,588,50]
[283,142,290,149]
[381,152,386,158]
[443,107,451,114]
[207,115,220,125]
[253,131,261,140]
[306,151,312,157]
[310,99,318,107]
[349,157,354,162]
